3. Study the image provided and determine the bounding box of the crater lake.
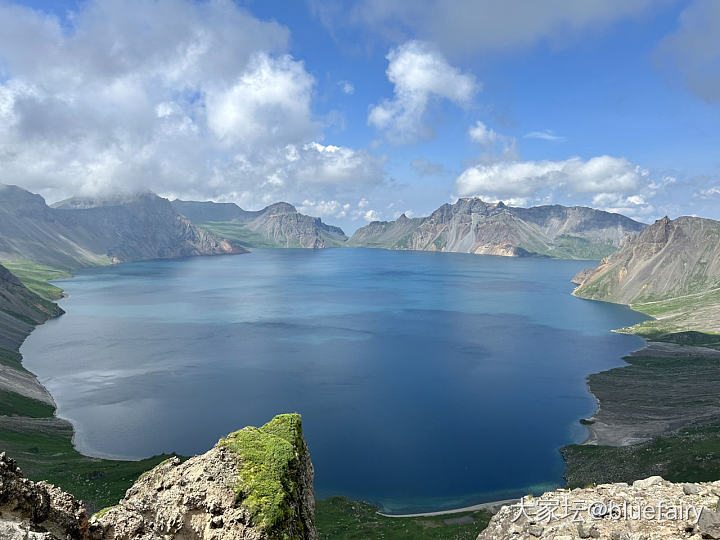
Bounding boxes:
[21,248,648,513]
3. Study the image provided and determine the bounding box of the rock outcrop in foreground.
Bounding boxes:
[478,476,720,540]
[0,414,316,540]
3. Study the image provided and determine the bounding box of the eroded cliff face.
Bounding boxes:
[0,415,316,540]
[244,202,347,249]
[0,264,63,335]
[0,264,63,406]
[0,452,91,539]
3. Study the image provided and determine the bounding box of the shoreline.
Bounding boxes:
[571,281,655,447]
[574,338,720,448]
[578,338,650,447]
[378,498,519,518]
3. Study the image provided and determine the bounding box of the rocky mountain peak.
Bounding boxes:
[263,202,297,215]
[0,183,52,220]
[51,191,160,210]
[574,215,720,309]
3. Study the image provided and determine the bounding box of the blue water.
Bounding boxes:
[21,248,648,513]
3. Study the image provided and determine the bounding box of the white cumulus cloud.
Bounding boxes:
[363,209,381,221]
[468,121,516,157]
[455,155,647,200]
[297,199,351,218]
[0,0,384,211]
[368,41,478,144]
[468,121,500,147]
[206,53,316,147]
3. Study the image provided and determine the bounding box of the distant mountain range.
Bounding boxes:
[348,198,646,259]
[171,200,348,249]
[0,183,648,269]
[0,184,241,269]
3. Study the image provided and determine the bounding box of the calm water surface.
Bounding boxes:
[22,248,647,512]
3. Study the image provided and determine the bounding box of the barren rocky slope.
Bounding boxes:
[172,200,348,248]
[0,414,316,540]
[0,264,62,348]
[349,198,645,259]
[0,185,241,269]
[574,216,720,335]
[478,475,720,540]
[0,264,62,405]
[575,216,720,305]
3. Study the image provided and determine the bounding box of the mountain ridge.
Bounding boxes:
[574,215,720,304]
[573,214,720,334]
[172,199,348,249]
[349,197,646,259]
[0,185,243,269]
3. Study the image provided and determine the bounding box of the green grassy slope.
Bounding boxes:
[0,422,172,512]
[2,260,70,300]
[563,422,720,489]
[619,288,720,337]
[198,221,282,248]
[316,497,491,540]
[528,235,618,260]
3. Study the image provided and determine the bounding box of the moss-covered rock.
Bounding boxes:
[93,414,316,540]
[221,413,316,539]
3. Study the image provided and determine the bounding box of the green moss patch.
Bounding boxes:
[92,505,115,520]
[221,413,304,534]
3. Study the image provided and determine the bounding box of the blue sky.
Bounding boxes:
[0,0,718,232]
